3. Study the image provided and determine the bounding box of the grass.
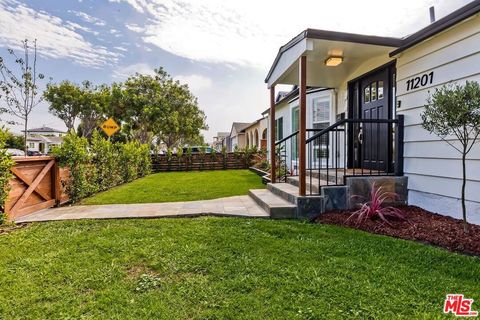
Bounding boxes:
[81,169,265,205]
[0,218,478,319]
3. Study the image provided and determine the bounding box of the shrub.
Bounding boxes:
[0,128,14,223]
[91,131,120,191]
[53,132,96,203]
[54,132,151,202]
[347,182,406,226]
[137,143,151,178]
[252,148,269,171]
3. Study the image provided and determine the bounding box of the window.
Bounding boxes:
[28,142,35,148]
[364,86,370,103]
[313,98,330,124]
[292,107,299,159]
[378,80,384,99]
[275,117,283,141]
[371,82,377,101]
[312,98,331,161]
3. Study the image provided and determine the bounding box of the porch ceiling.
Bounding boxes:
[266,30,401,89]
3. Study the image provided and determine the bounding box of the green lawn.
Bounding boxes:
[0,218,478,319]
[81,169,265,205]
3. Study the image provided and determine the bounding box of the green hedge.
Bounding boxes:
[54,131,151,203]
[0,128,14,223]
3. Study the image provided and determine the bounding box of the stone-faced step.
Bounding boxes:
[267,183,325,219]
[306,169,345,184]
[248,189,297,219]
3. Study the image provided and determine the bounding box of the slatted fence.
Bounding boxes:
[151,152,250,172]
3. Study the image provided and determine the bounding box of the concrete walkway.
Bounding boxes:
[15,195,269,223]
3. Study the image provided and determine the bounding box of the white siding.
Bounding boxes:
[395,14,480,222]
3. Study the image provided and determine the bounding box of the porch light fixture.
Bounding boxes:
[324,56,343,67]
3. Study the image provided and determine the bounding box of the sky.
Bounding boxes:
[0,0,474,141]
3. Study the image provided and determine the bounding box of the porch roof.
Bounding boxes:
[266,1,480,89]
[265,29,401,88]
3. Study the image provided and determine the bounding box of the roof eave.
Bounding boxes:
[390,0,480,57]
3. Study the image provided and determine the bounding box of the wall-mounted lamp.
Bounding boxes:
[324,56,343,67]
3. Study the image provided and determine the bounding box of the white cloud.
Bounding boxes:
[175,74,213,93]
[0,0,119,68]
[65,21,99,36]
[125,23,145,33]
[113,46,128,52]
[108,0,147,13]
[112,62,155,79]
[68,10,106,26]
[109,0,471,69]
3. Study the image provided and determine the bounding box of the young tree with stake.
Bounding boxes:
[421,81,480,233]
[0,39,46,155]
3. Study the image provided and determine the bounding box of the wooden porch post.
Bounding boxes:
[270,86,276,183]
[299,56,307,196]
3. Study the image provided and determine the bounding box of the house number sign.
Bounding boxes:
[406,71,434,91]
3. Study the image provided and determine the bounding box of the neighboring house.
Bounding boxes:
[212,132,230,151]
[228,122,251,151]
[24,126,66,154]
[243,117,268,149]
[264,1,480,223]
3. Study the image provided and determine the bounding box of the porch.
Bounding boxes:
[252,29,408,218]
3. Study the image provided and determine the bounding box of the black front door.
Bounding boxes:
[359,68,390,171]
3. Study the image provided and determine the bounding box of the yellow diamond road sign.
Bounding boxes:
[101,118,120,137]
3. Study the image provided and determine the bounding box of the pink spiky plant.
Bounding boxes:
[347,182,406,227]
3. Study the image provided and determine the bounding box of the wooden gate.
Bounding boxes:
[5,156,69,220]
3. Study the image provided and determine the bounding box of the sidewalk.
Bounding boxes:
[15,196,269,223]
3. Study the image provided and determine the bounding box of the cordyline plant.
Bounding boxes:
[421,81,480,233]
[347,182,406,227]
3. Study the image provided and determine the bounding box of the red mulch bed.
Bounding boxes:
[313,205,480,256]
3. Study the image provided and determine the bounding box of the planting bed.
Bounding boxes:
[314,205,480,256]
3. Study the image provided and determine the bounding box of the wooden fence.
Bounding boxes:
[151,152,251,172]
[5,156,69,220]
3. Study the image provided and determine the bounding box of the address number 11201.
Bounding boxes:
[406,71,434,91]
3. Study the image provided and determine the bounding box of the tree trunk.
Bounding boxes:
[24,118,28,157]
[461,149,468,234]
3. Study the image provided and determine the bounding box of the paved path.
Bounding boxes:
[15,195,269,223]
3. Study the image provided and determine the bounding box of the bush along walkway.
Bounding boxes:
[15,196,268,223]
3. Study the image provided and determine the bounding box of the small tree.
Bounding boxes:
[0,39,46,154]
[421,81,480,232]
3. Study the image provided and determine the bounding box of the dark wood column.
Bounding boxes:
[299,56,307,196]
[269,86,276,183]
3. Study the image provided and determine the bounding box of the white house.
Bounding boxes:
[24,126,65,154]
[264,1,480,223]
[244,117,268,150]
[227,122,251,151]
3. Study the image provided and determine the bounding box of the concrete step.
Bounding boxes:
[267,183,324,219]
[248,189,297,219]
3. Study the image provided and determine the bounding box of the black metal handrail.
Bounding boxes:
[271,116,404,191]
[304,115,404,195]
[274,129,324,182]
